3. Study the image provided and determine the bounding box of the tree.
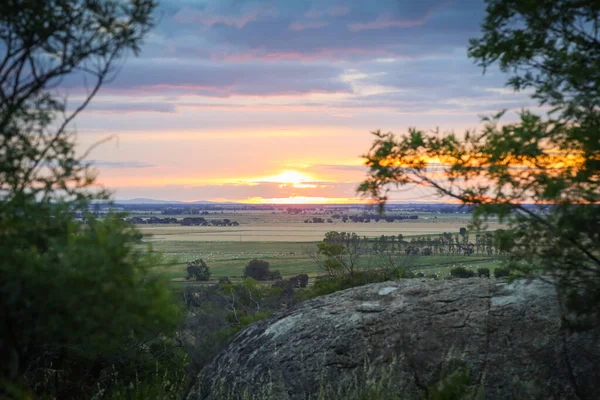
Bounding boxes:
[243,259,271,281]
[0,0,183,397]
[315,231,366,276]
[359,0,600,318]
[187,259,211,281]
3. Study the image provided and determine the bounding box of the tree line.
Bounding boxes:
[124,216,240,226]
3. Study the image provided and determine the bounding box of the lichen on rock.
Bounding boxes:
[187,279,600,400]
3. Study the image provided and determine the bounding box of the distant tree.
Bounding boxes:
[243,259,271,281]
[360,0,600,319]
[315,231,366,276]
[187,259,211,281]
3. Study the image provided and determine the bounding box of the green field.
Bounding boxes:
[139,211,506,282]
[147,239,506,282]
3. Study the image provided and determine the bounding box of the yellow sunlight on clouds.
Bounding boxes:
[252,170,319,188]
[240,196,365,205]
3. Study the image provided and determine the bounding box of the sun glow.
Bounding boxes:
[254,170,318,188]
[240,196,366,205]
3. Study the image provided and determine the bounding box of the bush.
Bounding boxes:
[243,259,271,281]
[450,266,476,278]
[477,268,490,278]
[297,270,390,300]
[296,274,309,288]
[218,276,232,285]
[494,267,511,279]
[288,274,309,288]
[267,269,282,280]
[187,259,211,281]
[1,214,181,398]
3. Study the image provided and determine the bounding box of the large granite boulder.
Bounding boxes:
[188,279,600,399]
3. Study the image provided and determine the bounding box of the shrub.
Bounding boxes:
[187,259,211,281]
[297,270,389,300]
[427,367,472,400]
[477,268,490,278]
[494,267,511,279]
[218,276,232,285]
[267,270,282,281]
[243,259,271,281]
[296,274,309,288]
[450,266,476,278]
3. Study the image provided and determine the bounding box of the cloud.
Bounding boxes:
[89,160,157,168]
[348,0,451,32]
[348,14,429,32]
[289,21,328,31]
[173,6,278,29]
[112,181,362,202]
[305,6,350,19]
[63,59,352,97]
[306,164,368,173]
[83,102,177,114]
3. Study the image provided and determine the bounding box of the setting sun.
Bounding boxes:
[256,170,318,188]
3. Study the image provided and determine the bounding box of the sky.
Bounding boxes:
[71,0,532,204]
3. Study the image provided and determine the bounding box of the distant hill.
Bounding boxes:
[113,198,216,205]
[115,198,184,204]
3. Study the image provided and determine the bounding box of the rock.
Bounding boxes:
[187,279,600,400]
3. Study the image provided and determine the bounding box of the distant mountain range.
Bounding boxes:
[113,198,215,205]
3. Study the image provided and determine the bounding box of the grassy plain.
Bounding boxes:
[140,211,506,282]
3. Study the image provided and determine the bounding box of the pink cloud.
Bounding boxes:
[289,21,328,31]
[348,1,451,32]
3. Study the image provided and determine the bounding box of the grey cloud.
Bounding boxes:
[63,59,352,97]
[144,0,485,63]
[83,102,177,113]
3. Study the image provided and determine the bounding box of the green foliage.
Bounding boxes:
[477,268,490,278]
[494,267,511,279]
[1,209,182,397]
[297,269,406,301]
[359,0,600,319]
[243,259,272,281]
[181,279,291,382]
[186,258,211,281]
[0,0,185,396]
[426,367,472,400]
[267,269,283,280]
[316,231,366,276]
[450,266,476,279]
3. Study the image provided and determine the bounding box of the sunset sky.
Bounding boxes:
[72,0,532,203]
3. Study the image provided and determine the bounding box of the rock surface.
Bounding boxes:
[188,279,600,400]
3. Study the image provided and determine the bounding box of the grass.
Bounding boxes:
[137,216,504,243]
[147,239,506,281]
[139,212,506,281]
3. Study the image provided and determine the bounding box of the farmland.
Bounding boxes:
[131,206,506,282]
